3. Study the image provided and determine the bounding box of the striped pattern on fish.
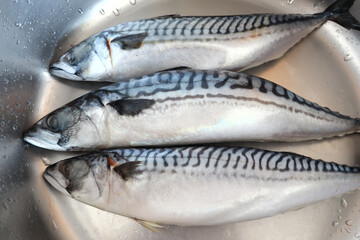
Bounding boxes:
[43,146,360,226]
[49,0,360,82]
[91,70,352,121]
[103,146,360,174]
[24,70,360,151]
[107,14,318,40]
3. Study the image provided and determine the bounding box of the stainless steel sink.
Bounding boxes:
[1,0,360,239]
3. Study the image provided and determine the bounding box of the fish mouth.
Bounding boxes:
[43,166,71,197]
[23,127,66,151]
[50,62,83,81]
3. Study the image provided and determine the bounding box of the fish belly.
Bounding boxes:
[104,96,355,146]
[105,165,360,226]
[109,21,321,81]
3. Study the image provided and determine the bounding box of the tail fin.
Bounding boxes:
[356,118,360,133]
[324,0,360,30]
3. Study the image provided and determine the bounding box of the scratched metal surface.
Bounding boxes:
[1,0,360,239]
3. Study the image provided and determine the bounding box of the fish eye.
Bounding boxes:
[66,51,77,65]
[46,115,60,131]
[44,107,81,133]
[69,55,76,65]
[59,162,70,178]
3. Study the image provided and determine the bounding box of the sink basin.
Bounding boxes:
[1,0,360,239]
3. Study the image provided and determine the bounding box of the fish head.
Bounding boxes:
[24,104,103,151]
[43,154,110,202]
[50,36,112,81]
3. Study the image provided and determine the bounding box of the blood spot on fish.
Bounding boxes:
[106,39,113,68]
[107,156,117,168]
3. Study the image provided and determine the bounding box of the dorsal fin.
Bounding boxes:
[113,161,143,180]
[152,14,181,20]
[111,32,148,50]
[158,66,190,72]
[107,98,155,116]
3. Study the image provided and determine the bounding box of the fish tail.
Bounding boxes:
[356,118,360,133]
[324,0,360,30]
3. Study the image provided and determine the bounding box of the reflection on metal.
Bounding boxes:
[0,0,360,239]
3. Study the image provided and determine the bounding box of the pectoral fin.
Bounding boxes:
[113,161,143,180]
[107,98,155,116]
[111,32,148,50]
[132,218,164,233]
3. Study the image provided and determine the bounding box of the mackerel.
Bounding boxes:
[49,0,360,82]
[43,146,360,227]
[24,70,360,151]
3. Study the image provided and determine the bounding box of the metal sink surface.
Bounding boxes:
[1,0,360,239]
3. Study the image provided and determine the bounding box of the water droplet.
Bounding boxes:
[15,22,22,28]
[129,0,136,5]
[52,219,58,229]
[341,198,348,208]
[337,209,342,213]
[12,125,17,131]
[344,54,353,61]
[346,227,351,233]
[112,8,120,16]
[338,215,342,220]
[345,220,353,226]
[99,8,105,15]
[287,0,295,4]
[42,157,51,165]
[78,8,83,14]
[24,144,29,150]
[332,221,339,227]
[1,121,5,126]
